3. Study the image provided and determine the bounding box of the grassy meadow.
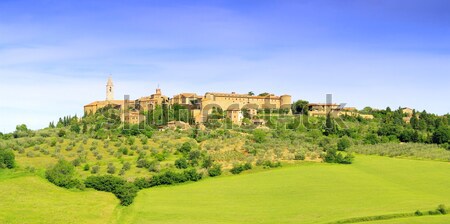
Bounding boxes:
[115,155,450,224]
[0,170,117,224]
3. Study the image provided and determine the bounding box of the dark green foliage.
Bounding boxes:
[175,158,188,169]
[45,160,83,189]
[183,168,203,182]
[202,156,213,169]
[437,204,447,215]
[230,163,252,175]
[208,164,222,177]
[134,177,151,189]
[177,142,192,155]
[114,182,139,206]
[188,150,202,166]
[85,175,126,192]
[83,164,90,171]
[292,100,309,115]
[91,165,100,174]
[122,162,131,171]
[149,169,203,187]
[0,149,15,169]
[261,160,282,169]
[364,133,380,145]
[432,127,450,144]
[57,129,66,137]
[324,149,354,164]
[84,175,138,206]
[136,158,150,168]
[337,137,352,151]
[107,163,116,174]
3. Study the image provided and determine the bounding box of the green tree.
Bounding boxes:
[45,160,83,189]
[0,149,15,169]
[432,126,450,144]
[292,100,309,115]
[337,137,352,151]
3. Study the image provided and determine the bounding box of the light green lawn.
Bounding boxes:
[0,170,118,224]
[117,155,450,224]
[366,215,450,224]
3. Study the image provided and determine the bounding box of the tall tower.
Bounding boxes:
[106,76,114,101]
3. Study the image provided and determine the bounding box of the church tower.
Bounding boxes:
[106,76,114,101]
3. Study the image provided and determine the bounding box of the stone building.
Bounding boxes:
[84,77,292,125]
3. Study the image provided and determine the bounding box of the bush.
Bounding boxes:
[134,177,151,189]
[208,164,222,177]
[294,151,306,160]
[136,158,150,168]
[85,175,126,192]
[437,204,447,215]
[324,149,354,164]
[0,149,15,169]
[149,169,203,187]
[183,168,203,182]
[337,137,352,151]
[91,165,100,174]
[261,160,282,169]
[84,175,138,206]
[107,163,116,174]
[202,156,213,169]
[177,142,192,155]
[114,182,139,206]
[83,164,90,171]
[122,162,131,171]
[230,163,252,175]
[175,158,188,169]
[45,160,83,189]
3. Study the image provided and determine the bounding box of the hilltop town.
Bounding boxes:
[84,77,377,126]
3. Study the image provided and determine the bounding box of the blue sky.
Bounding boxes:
[1,0,449,133]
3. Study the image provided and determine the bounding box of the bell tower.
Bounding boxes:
[106,76,114,101]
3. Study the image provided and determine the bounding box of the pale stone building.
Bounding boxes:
[84,78,292,125]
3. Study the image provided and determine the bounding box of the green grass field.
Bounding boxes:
[116,155,450,224]
[0,170,118,224]
[1,155,449,224]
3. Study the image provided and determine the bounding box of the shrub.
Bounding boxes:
[72,158,81,167]
[208,164,222,177]
[324,149,354,164]
[45,160,83,189]
[294,151,306,160]
[0,149,15,169]
[147,160,160,173]
[84,175,138,206]
[134,178,151,189]
[202,156,213,169]
[414,210,423,216]
[175,158,188,169]
[183,168,203,182]
[188,150,202,166]
[107,163,116,174]
[114,182,139,206]
[230,163,252,175]
[437,204,447,215]
[253,129,267,143]
[177,142,192,155]
[149,169,203,187]
[91,165,100,174]
[83,164,90,171]
[337,137,352,151]
[122,162,131,171]
[261,160,282,169]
